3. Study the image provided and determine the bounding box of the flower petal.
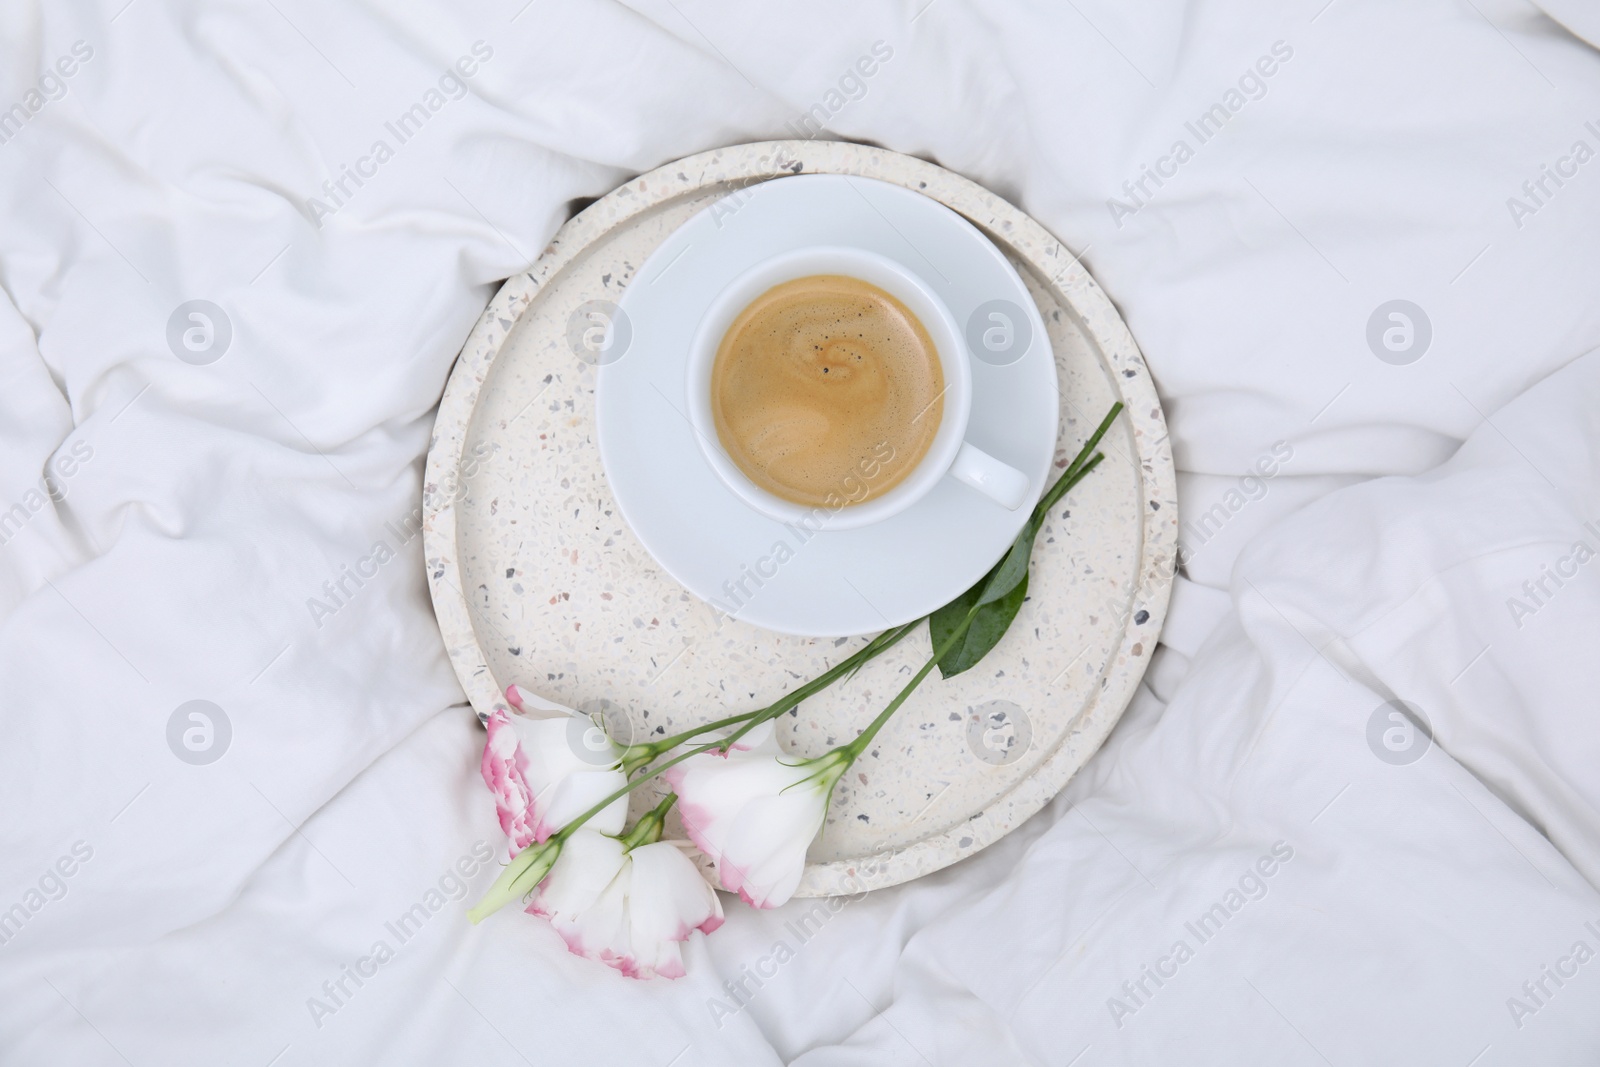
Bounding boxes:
[664,719,834,909]
[722,718,783,755]
[494,689,627,842]
[480,707,536,852]
[529,830,627,921]
[666,746,811,860]
[715,786,825,908]
[513,714,621,787]
[628,842,724,941]
[536,768,629,841]
[547,869,632,971]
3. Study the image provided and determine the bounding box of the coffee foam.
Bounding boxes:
[710,274,944,507]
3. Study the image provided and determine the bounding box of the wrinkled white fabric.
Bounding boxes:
[2,0,1599,1064]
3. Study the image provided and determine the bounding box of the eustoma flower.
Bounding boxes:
[527,798,723,979]
[665,720,849,909]
[480,684,628,851]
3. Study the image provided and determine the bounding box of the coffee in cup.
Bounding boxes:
[685,246,1033,531]
[708,274,944,508]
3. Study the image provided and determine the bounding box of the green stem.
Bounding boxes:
[619,619,922,772]
[713,618,922,752]
[554,737,727,849]
[1012,403,1120,561]
[1046,453,1104,518]
[1037,403,1120,517]
[527,621,925,860]
[548,627,926,850]
[618,710,760,775]
[841,598,985,763]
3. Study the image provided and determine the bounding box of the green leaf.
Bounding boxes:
[925,400,1124,677]
[934,572,1029,679]
[932,453,1103,669]
[974,450,1106,608]
[974,405,1121,608]
[927,571,983,661]
[976,529,1033,606]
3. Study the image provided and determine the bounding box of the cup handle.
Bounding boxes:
[949,442,1031,510]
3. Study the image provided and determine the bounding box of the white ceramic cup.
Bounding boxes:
[684,246,1032,531]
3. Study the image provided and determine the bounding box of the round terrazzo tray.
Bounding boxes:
[422,140,1176,897]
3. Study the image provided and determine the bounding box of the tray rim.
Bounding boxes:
[422,139,1177,896]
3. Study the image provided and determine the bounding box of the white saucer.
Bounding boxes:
[595,175,1058,637]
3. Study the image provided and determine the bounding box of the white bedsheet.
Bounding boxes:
[3,1,1600,1064]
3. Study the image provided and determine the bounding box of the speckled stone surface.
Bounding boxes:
[422,141,1177,897]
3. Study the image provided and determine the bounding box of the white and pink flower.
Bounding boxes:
[664,720,847,909]
[480,685,628,852]
[530,828,724,980]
